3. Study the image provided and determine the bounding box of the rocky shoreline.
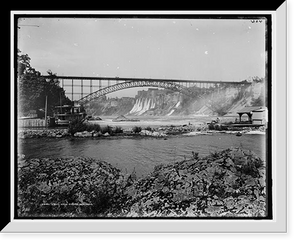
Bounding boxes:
[18,128,70,139]
[17,148,267,218]
[18,124,266,139]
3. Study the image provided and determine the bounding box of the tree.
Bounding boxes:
[18,50,44,114]
[17,50,71,116]
[43,70,71,115]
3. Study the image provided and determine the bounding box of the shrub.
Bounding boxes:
[214,124,221,131]
[68,119,101,135]
[101,125,113,135]
[114,126,123,134]
[220,125,228,131]
[192,151,199,160]
[68,118,87,136]
[208,124,228,131]
[132,126,142,134]
[86,123,101,132]
[208,123,215,130]
[144,126,152,132]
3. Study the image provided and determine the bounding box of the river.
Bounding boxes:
[19,132,266,178]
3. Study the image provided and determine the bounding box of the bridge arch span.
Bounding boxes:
[77,80,185,104]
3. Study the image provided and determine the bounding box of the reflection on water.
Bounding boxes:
[19,133,266,178]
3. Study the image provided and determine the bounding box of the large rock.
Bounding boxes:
[18,157,127,217]
[74,132,82,137]
[92,132,101,137]
[74,131,93,137]
[17,148,267,218]
[140,130,152,136]
[124,148,266,218]
[140,130,167,137]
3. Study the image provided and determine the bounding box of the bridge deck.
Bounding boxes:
[42,75,251,85]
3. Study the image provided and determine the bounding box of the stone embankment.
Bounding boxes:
[18,148,267,218]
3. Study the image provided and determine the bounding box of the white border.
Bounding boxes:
[5,6,287,233]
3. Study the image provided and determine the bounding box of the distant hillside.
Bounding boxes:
[85,78,266,117]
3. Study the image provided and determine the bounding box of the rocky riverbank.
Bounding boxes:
[18,124,202,139]
[18,128,70,139]
[18,148,267,218]
[18,124,266,139]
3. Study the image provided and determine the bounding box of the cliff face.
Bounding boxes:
[127,81,266,117]
[86,80,266,117]
[128,89,183,116]
[86,96,135,116]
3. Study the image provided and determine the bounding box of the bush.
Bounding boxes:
[86,123,101,132]
[68,118,87,136]
[132,126,142,134]
[68,119,101,135]
[101,125,113,135]
[192,151,199,160]
[214,124,221,131]
[144,126,152,132]
[114,126,123,134]
[208,123,215,130]
[208,124,228,131]
[220,125,228,131]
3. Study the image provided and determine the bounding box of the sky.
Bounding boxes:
[17,17,266,98]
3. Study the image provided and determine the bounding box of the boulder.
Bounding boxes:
[125,148,266,217]
[18,156,126,217]
[74,132,83,137]
[82,131,93,137]
[74,131,92,137]
[92,132,101,137]
[140,130,152,136]
[152,131,167,137]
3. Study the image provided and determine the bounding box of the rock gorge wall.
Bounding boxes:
[86,96,135,116]
[128,89,183,116]
[86,81,266,117]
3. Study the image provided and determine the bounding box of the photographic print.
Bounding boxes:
[15,13,271,220]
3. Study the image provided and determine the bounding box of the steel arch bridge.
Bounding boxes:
[41,75,251,104]
[78,80,184,104]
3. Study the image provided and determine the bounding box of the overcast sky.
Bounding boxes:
[17,17,266,98]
